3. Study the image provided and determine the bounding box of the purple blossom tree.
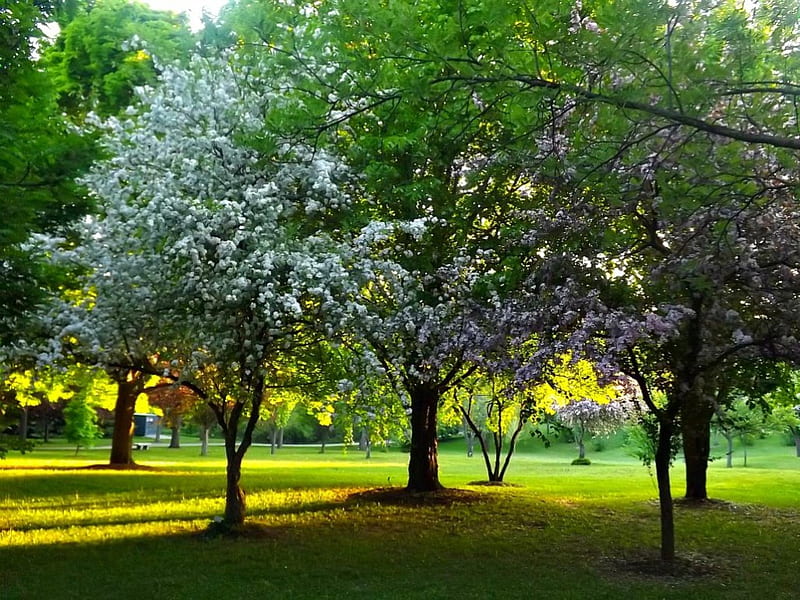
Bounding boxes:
[556,399,627,464]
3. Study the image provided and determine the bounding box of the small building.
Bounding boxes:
[133,413,159,437]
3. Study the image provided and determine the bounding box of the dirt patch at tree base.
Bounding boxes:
[673,497,739,510]
[467,480,523,487]
[82,463,160,471]
[601,550,734,583]
[201,520,281,540]
[348,486,485,506]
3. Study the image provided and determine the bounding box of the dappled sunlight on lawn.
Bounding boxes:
[0,484,358,548]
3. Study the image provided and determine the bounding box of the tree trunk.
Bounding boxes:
[794,430,800,457]
[578,437,586,459]
[200,425,209,457]
[680,387,714,500]
[270,425,277,455]
[277,427,284,449]
[407,384,443,491]
[42,402,50,443]
[359,428,368,451]
[725,432,734,468]
[655,418,675,562]
[220,376,265,527]
[463,414,475,457]
[18,405,28,441]
[498,419,527,482]
[169,414,182,448]
[741,435,748,467]
[319,425,328,454]
[360,428,371,458]
[224,454,246,526]
[109,372,144,466]
[154,419,162,443]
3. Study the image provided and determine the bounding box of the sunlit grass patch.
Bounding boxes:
[2,439,800,599]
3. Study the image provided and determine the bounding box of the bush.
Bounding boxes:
[571,457,592,466]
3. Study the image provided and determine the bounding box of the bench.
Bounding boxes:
[133,442,150,450]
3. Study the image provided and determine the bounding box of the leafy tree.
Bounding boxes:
[190,402,218,457]
[146,379,202,449]
[452,376,542,482]
[43,0,194,117]
[60,50,366,527]
[225,0,550,492]
[0,0,93,344]
[770,404,800,458]
[713,398,770,468]
[63,395,102,454]
[5,367,74,442]
[417,0,800,562]
[261,386,302,455]
[766,370,800,457]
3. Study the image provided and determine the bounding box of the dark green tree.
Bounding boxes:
[0,0,94,345]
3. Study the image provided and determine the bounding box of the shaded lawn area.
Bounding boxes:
[1,440,799,599]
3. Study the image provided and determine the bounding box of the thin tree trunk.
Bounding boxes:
[200,425,209,457]
[491,432,502,481]
[407,384,443,491]
[655,419,675,562]
[794,430,800,457]
[741,435,748,467]
[463,414,475,457]
[18,405,28,442]
[42,402,50,443]
[725,432,733,468]
[154,418,162,443]
[169,414,182,448]
[277,427,284,449]
[498,419,527,481]
[220,376,265,527]
[270,425,277,455]
[460,404,494,480]
[109,372,144,466]
[578,437,586,459]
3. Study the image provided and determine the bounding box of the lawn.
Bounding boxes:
[1,436,798,599]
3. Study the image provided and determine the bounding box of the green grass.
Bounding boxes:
[1,437,799,599]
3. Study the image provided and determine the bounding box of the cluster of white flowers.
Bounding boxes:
[60,51,361,383]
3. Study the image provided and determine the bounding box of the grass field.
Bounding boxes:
[1,435,799,599]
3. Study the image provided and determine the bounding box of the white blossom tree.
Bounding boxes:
[58,50,362,526]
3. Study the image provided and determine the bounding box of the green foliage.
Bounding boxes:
[0,1,95,343]
[62,397,102,453]
[623,423,658,467]
[43,0,194,117]
[570,456,591,465]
